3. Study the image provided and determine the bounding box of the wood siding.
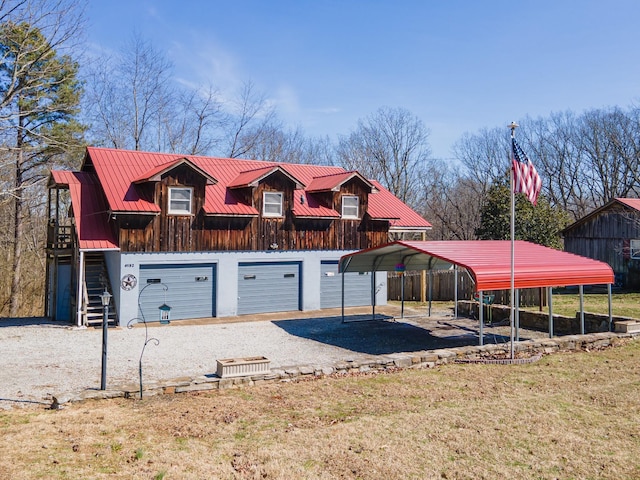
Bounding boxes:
[117,168,390,253]
[563,204,640,289]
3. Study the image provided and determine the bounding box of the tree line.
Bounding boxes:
[0,0,638,316]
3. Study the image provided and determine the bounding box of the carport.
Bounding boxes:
[339,240,615,345]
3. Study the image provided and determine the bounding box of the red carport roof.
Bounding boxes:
[339,240,614,290]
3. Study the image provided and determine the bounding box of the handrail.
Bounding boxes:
[48,222,74,250]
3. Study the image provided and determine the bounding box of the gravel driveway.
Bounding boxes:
[0,305,543,409]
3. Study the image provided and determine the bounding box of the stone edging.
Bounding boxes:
[50,331,640,409]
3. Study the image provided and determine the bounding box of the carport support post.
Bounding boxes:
[608,283,613,331]
[371,263,376,321]
[515,289,520,342]
[341,269,345,323]
[428,270,433,317]
[400,272,405,319]
[478,290,484,346]
[454,266,458,319]
[579,285,585,334]
[548,287,554,338]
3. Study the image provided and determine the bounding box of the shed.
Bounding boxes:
[562,198,640,289]
[339,240,615,344]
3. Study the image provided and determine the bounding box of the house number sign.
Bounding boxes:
[121,274,137,290]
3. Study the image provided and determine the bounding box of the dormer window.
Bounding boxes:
[263,191,283,217]
[168,187,193,215]
[342,195,359,219]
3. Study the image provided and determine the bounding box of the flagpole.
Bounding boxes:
[508,121,518,360]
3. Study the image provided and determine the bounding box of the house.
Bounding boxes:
[45,147,431,326]
[562,198,640,290]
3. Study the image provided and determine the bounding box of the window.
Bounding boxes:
[631,239,640,259]
[342,195,359,218]
[168,187,193,215]
[263,191,283,217]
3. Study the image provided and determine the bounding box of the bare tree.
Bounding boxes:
[452,126,511,194]
[159,85,224,155]
[0,0,86,316]
[336,106,431,208]
[420,159,483,240]
[85,34,225,155]
[223,80,279,159]
[85,34,172,150]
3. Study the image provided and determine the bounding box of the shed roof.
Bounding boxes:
[49,171,119,251]
[339,240,614,291]
[562,197,640,235]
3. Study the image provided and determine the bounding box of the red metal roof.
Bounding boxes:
[229,165,305,189]
[615,197,640,212]
[82,147,430,228]
[49,171,119,251]
[306,171,374,192]
[132,158,217,185]
[340,240,614,290]
[292,190,340,218]
[369,181,430,226]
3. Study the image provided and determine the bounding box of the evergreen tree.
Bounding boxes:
[475,182,570,249]
[0,19,85,316]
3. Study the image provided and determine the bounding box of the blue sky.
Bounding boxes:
[85,1,640,160]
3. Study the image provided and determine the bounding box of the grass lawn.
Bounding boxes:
[1,338,639,479]
[542,291,640,318]
[393,292,640,319]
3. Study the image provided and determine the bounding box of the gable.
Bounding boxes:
[133,158,217,185]
[562,198,640,238]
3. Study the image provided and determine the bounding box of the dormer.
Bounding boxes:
[133,158,218,216]
[306,171,376,220]
[229,165,305,219]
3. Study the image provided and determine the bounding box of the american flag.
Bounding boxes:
[511,137,541,205]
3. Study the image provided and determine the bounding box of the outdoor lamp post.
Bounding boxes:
[99,289,112,390]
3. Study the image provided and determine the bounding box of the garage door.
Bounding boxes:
[139,263,216,321]
[320,260,372,309]
[237,262,301,315]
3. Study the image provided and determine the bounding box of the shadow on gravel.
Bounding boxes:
[0,317,63,328]
[0,397,51,407]
[273,315,510,355]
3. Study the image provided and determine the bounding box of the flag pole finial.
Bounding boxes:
[508,121,519,138]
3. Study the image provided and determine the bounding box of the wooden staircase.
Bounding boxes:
[83,253,117,328]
